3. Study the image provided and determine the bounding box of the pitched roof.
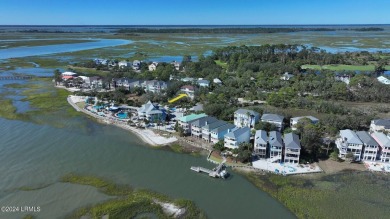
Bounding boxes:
[235,109,260,117]
[255,130,267,145]
[190,116,218,127]
[269,131,283,147]
[340,129,363,145]
[211,123,236,134]
[371,132,390,147]
[356,131,379,146]
[138,101,162,114]
[373,119,390,129]
[261,114,284,123]
[291,116,319,123]
[202,120,227,131]
[284,133,301,149]
[178,113,207,123]
[224,127,250,139]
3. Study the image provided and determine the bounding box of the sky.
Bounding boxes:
[0,0,389,25]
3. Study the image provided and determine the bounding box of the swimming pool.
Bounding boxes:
[117,112,128,119]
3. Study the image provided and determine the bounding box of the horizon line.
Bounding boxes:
[0,24,389,26]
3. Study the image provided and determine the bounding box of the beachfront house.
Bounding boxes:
[201,120,227,142]
[283,133,301,164]
[143,80,167,93]
[180,85,196,99]
[371,132,390,163]
[190,116,218,138]
[148,62,159,71]
[336,129,364,160]
[178,113,207,134]
[261,114,285,131]
[210,123,236,144]
[269,131,283,163]
[370,118,390,133]
[290,116,319,130]
[377,76,390,85]
[254,130,268,158]
[356,131,379,161]
[224,127,251,149]
[137,101,166,122]
[234,109,260,128]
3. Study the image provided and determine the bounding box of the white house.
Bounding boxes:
[180,85,196,99]
[171,61,180,71]
[137,101,166,122]
[371,132,390,163]
[201,120,227,142]
[283,133,301,164]
[118,61,130,68]
[143,80,167,93]
[234,109,260,128]
[213,78,222,85]
[254,130,267,158]
[261,114,285,131]
[148,62,158,71]
[377,76,390,85]
[280,72,294,81]
[335,129,363,160]
[190,116,218,138]
[356,131,379,161]
[370,119,390,133]
[224,127,251,149]
[132,60,141,70]
[290,116,319,130]
[269,131,283,163]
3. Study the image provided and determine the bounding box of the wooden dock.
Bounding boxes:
[190,159,227,178]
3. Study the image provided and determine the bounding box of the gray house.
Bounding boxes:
[254,130,268,158]
[356,131,379,161]
[234,109,260,128]
[269,131,283,163]
[201,120,227,142]
[261,114,285,131]
[190,116,218,138]
[283,133,301,164]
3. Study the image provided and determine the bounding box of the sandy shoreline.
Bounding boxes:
[67,95,177,146]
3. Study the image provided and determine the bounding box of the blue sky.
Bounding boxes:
[0,0,389,25]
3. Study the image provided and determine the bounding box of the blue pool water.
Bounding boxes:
[117,112,128,119]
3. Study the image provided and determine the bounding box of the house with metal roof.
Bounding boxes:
[224,127,251,149]
[254,130,268,158]
[356,131,379,161]
[210,123,236,144]
[201,120,227,142]
[234,109,260,128]
[137,100,166,122]
[178,113,207,134]
[335,129,364,160]
[261,114,285,131]
[370,118,390,133]
[191,116,218,138]
[284,133,301,164]
[371,132,390,163]
[290,116,319,130]
[269,131,283,163]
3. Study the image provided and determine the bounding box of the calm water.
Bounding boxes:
[0,39,131,59]
[0,80,294,219]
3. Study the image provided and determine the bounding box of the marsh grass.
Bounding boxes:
[244,171,390,219]
[62,174,206,219]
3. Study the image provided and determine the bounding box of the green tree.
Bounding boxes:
[213,140,225,151]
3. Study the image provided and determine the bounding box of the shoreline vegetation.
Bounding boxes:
[61,174,206,219]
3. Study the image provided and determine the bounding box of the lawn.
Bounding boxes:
[214,60,228,69]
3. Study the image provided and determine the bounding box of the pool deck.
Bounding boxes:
[252,159,322,175]
[364,161,390,173]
